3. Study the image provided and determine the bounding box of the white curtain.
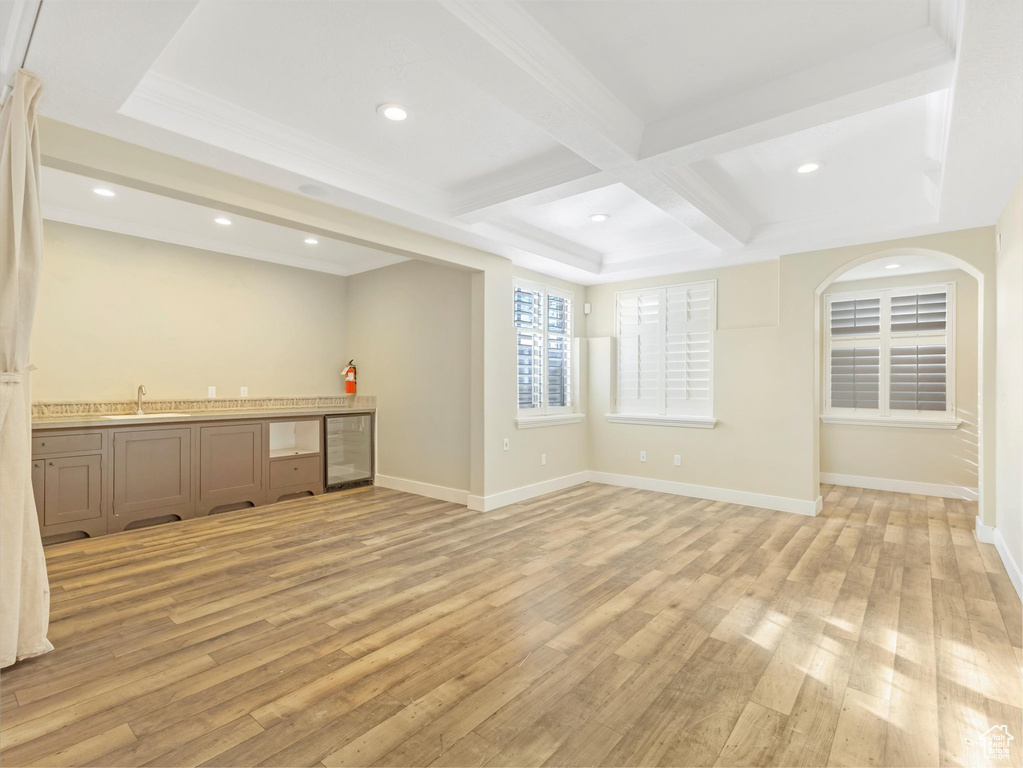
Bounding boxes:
[1,69,53,668]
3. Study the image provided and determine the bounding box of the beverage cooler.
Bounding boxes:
[325,412,374,491]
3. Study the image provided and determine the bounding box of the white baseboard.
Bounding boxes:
[374,475,469,506]
[975,518,1023,601]
[383,470,819,518]
[467,472,590,513]
[821,472,978,501]
[589,471,821,517]
[975,518,996,544]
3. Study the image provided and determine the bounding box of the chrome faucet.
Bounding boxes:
[136,384,147,416]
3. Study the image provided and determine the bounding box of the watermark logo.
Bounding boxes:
[982,725,1014,760]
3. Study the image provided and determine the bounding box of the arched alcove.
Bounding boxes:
[813,247,988,520]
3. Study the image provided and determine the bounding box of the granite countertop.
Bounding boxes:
[32,396,376,430]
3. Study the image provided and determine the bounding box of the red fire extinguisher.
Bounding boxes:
[343,360,357,395]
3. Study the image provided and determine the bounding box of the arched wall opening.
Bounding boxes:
[813,247,988,520]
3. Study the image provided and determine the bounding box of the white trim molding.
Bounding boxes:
[821,472,978,500]
[467,471,818,516]
[975,518,1023,601]
[374,475,469,506]
[820,415,961,429]
[467,472,590,512]
[515,413,585,429]
[590,471,821,517]
[605,414,717,429]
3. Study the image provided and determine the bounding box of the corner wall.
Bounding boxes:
[994,175,1023,593]
[346,259,473,495]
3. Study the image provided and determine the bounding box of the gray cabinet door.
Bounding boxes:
[112,427,194,529]
[43,455,103,527]
[32,460,45,525]
[198,423,264,514]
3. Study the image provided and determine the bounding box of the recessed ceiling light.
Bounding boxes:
[92,188,116,197]
[377,103,408,121]
[796,162,820,174]
[589,213,610,223]
[214,217,232,226]
[304,237,319,245]
[885,263,901,270]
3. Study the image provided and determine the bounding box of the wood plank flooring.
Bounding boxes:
[1,483,1020,767]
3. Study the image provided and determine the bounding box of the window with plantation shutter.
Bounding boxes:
[615,280,716,421]
[514,280,575,419]
[824,282,955,425]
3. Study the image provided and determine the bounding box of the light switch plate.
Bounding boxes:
[640,451,647,462]
[503,438,510,451]
[208,386,216,398]
[674,454,681,467]
[541,453,547,465]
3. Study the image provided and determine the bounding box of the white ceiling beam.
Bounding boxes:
[451,151,599,222]
[392,0,642,169]
[615,166,753,248]
[398,1,750,248]
[640,25,956,170]
[474,220,602,273]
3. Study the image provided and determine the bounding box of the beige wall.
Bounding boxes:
[584,230,996,512]
[501,267,591,491]
[995,175,1022,574]
[346,259,473,492]
[32,221,348,401]
[586,261,799,498]
[820,270,979,490]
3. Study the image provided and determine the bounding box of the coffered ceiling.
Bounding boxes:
[7,0,1022,284]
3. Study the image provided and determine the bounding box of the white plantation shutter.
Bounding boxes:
[829,347,880,409]
[514,281,574,416]
[665,284,713,414]
[890,345,947,411]
[546,293,572,409]
[617,290,662,414]
[825,283,954,421]
[514,285,543,411]
[617,281,715,417]
[830,296,881,336]
[891,291,947,333]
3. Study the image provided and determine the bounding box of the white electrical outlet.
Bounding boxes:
[640,451,647,462]
[240,386,248,397]
[541,453,547,465]
[503,438,510,451]
[674,454,681,467]
[208,386,216,398]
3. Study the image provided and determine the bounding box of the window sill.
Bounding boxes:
[604,413,717,429]
[820,414,961,430]
[515,413,585,429]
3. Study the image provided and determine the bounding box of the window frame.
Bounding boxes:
[823,281,958,428]
[514,279,577,422]
[611,279,717,427]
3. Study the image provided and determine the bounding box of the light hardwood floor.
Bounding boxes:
[1,483,1020,767]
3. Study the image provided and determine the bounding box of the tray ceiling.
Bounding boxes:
[12,0,1022,284]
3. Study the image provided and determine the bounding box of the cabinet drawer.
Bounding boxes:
[269,456,320,489]
[33,433,103,456]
